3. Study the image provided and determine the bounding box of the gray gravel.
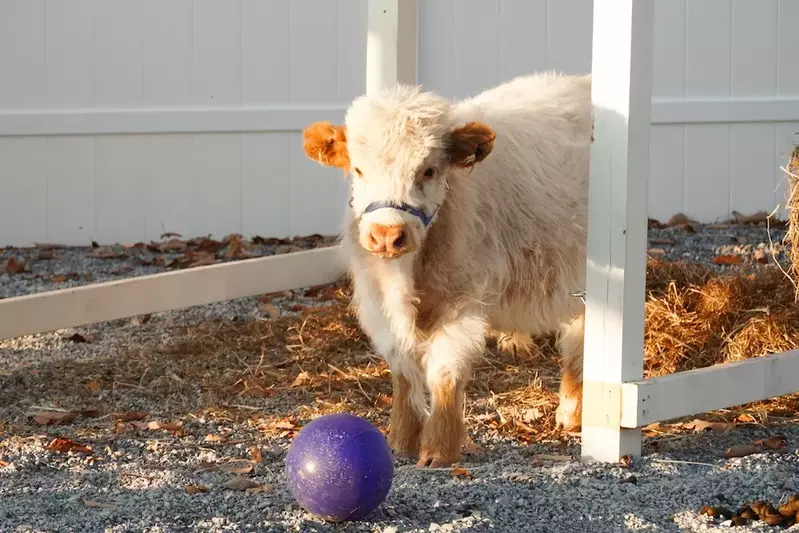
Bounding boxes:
[1,222,797,532]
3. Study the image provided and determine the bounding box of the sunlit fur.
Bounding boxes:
[302,71,593,466]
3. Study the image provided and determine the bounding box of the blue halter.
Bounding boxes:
[361,201,438,228]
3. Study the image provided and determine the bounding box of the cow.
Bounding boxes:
[302,71,592,467]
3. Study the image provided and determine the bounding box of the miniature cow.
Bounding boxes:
[302,72,592,467]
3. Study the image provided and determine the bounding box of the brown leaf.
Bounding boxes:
[723,444,762,458]
[6,257,25,274]
[250,446,263,463]
[92,247,125,259]
[184,484,209,494]
[291,371,311,388]
[239,380,276,398]
[45,437,92,454]
[685,419,735,433]
[462,439,482,455]
[754,249,769,264]
[52,274,69,283]
[711,254,742,265]
[647,248,666,256]
[32,411,77,426]
[204,434,224,443]
[221,461,255,474]
[83,499,114,509]
[86,380,102,393]
[246,483,275,494]
[649,238,676,245]
[274,419,298,430]
[223,476,262,491]
[146,420,183,431]
[619,455,633,467]
[451,467,473,479]
[225,234,249,259]
[65,332,95,343]
[757,435,787,450]
[0,460,9,468]
[159,239,188,252]
[258,301,281,319]
[113,411,148,422]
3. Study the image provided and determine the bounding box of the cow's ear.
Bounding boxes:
[303,121,350,169]
[447,122,496,168]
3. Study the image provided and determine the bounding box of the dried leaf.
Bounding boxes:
[6,257,25,274]
[451,467,473,480]
[223,476,262,491]
[757,435,787,450]
[648,248,666,255]
[221,461,255,474]
[711,254,742,265]
[250,446,263,463]
[723,444,762,458]
[274,419,298,430]
[146,420,183,431]
[65,332,95,343]
[0,460,9,468]
[619,455,633,467]
[204,434,224,443]
[184,484,209,494]
[246,483,275,494]
[240,380,275,398]
[225,234,249,259]
[86,380,102,393]
[32,411,77,426]
[685,419,735,433]
[45,437,92,454]
[159,239,188,252]
[52,274,69,283]
[258,301,281,319]
[113,411,148,422]
[291,371,311,388]
[753,249,769,264]
[92,247,125,259]
[649,238,676,245]
[462,438,481,456]
[83,499,114,509]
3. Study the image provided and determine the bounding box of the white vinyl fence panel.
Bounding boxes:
[0,0,797,246]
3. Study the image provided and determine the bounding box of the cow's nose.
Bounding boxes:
[366,224,409,256]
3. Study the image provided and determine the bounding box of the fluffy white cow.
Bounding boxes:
[302,72,592,467]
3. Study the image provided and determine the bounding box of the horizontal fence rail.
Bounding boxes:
[0,246,347,340]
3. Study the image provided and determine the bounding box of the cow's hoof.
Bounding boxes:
[416,455,455,469]
[555,399,582,431]
[495,331,535,358]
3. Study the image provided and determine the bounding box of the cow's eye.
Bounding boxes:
[353,167,363,177]
[422,168,434,180]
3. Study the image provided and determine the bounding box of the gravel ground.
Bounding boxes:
[1,221,797,533]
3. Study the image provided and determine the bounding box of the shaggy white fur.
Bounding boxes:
[302,71,593,467]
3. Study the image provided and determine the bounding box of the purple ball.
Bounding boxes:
[285,413,394,522]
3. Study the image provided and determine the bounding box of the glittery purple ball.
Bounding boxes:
[285,413,394,522]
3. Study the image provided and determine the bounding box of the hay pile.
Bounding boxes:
[784,144,799,301]
[90,255,799,441]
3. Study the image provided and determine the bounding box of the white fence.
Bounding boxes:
[1,0,798,247]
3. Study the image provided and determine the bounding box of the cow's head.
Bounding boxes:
[302,85,495,259]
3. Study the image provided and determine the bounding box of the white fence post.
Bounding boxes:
[580,0,654,462]
[366,0,418,95]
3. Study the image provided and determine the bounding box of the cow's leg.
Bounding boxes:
[351,273,424,457]
[418,313,487,468]
[555,311,584,430]
[491,329,536,358]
